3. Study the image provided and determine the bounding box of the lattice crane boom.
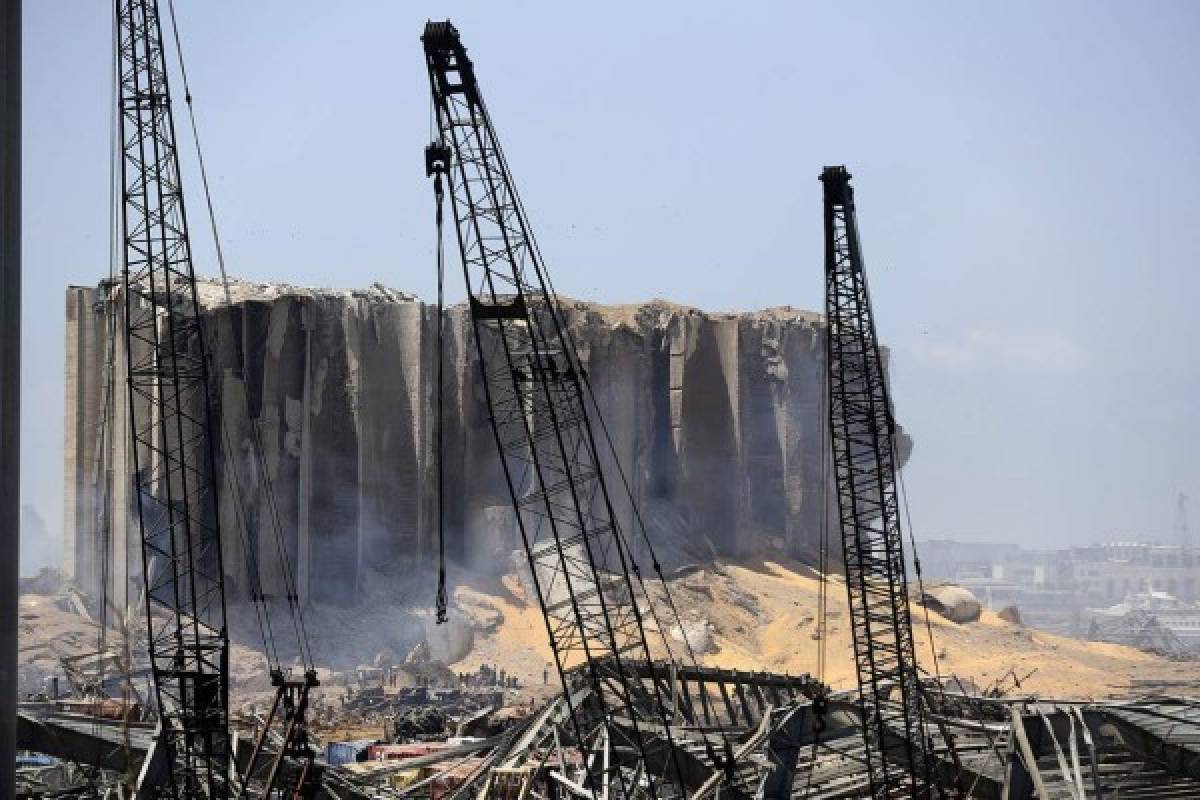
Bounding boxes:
[822,165,932,798]
[115,0,230,794]
[422,20,688,799]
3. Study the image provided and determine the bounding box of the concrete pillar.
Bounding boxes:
[62,292,82,581]
[0,0,20,791]
[63,287,110,601]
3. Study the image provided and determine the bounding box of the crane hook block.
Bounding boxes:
[426,142,452,177]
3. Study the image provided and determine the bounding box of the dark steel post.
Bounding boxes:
[0,0,21,794]
[822,165,932,797]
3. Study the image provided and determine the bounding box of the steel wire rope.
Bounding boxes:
[94,0,120,714]
[114,37,136,761]
[498,138,711,675]
[93,11,127,775]
[481,86,747,766]
[818,359,830,685]
[531,235,750,781]
[526,237,732,688]
[165,0,307,665]
[110,5,273,793]
[789,355,834,800]
[503,191,707,677]
[577,370,766,778]
[441,84,729,791]
[433,152,449,624]
[893,453,944,688]
[150,0,277,671]
[865,384,936,792]
[483,111,745,768]
[165,0,314,672]
[83,60,121,771]
[426,109,675,799]
[576,372,756,785]
[113,0,278,690]
[889,351,989,794]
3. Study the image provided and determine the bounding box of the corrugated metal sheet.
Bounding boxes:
[367,742,445,761]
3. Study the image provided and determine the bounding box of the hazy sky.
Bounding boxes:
[20,1,1200,571]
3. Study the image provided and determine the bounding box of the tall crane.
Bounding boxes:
[821,166,932,798]
[115,0,230,794]
[422,20,689,799]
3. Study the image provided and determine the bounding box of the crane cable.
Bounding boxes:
[464,101,712,794]
[110,0,275,671]
[82,14,123,786]
[817,367,830,684]
[493,115,709,674]
[161,0,278,671]
[576,375,747,771]
[97,0,120,681]
[885,354,948,685]
[433,160,449,625]
[887,350,978,791]
[434,91,733,781]
[107,18,137,760]
[897,461,977,795]
[479,88,737,731]
[484,114,742,759]
[896,457,944,683]
[164,0,314,672]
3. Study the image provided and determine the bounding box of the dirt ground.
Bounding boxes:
[447,557,1200,701]
[18,556,1197,710]
[16,591,271,698]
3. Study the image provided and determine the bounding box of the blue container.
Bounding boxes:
[325,739,375,766]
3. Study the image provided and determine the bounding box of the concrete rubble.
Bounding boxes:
[921,584,984,624]
[16,546,1200,797]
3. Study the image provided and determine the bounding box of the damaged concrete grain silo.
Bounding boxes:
[63,279,911,615]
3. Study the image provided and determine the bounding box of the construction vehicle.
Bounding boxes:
[115,1,317,795]
[821,165,934,797]
[422,19,691,799]
[115,0,232,792]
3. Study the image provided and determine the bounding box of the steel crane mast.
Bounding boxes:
[422,20,687,799]
[115,0,230,794]
[821,166,931,798]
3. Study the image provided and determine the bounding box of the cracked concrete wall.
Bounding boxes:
[63,280,909,608]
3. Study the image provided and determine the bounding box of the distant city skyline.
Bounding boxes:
[915,534,1195,552]
[19,1,1200,572]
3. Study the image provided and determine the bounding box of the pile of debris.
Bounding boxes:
[322,662,1200,799]
[16,757,111,800]
[1088,610,1192,659]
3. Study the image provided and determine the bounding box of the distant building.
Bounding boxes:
[1087,590,1200,652]
[912,538,1200,636]
[911,539,1025,583]
[1063,543,1200,603]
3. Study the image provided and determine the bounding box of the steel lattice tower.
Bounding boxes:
[116,0,230,795]
[423,20,687,799]
[822,166,931,798]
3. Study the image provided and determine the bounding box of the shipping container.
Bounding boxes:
[324,739,376,766]
[366,742,444,761]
